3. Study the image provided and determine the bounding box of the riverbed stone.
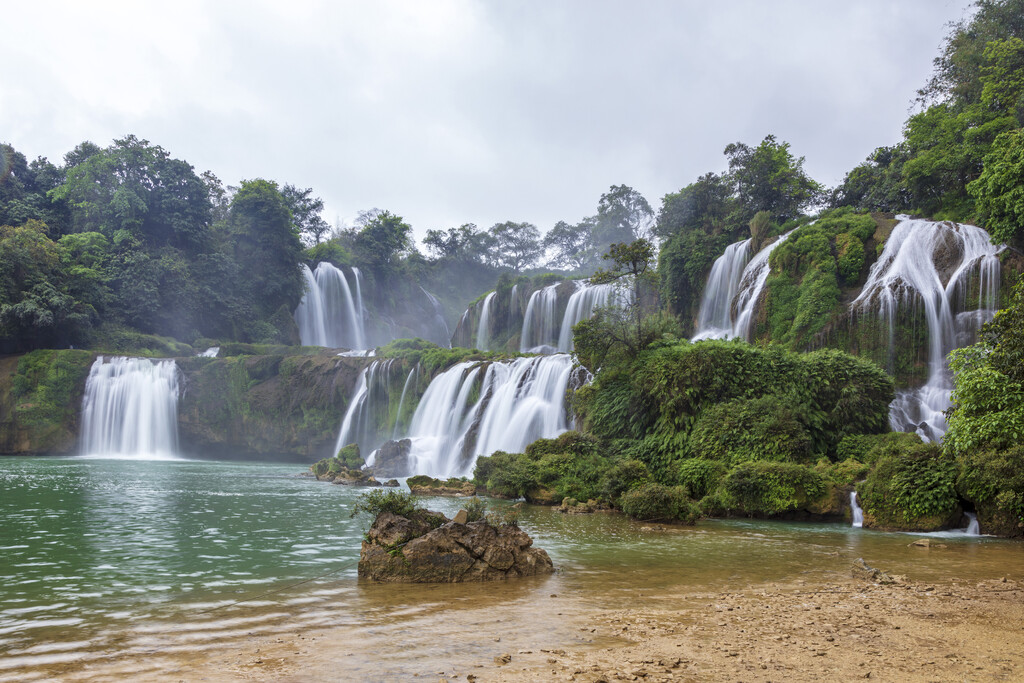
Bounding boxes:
[372,439,413,477]
[359,511,554,582]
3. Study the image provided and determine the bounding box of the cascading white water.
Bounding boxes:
[294,262,366,349]
[520,283,568,353]
[391,366,419,440]
[556,282,628,352]
[333,359,397,457]
[79,356,180,459]
[691,239,752,340]
[965,512,980,535]
[850,491,864,528]
[691,232,794,342]
[475,292,496,351]
[198,347,219,358]
[403,354,574,477]
[851,218,1002,441]
[420,286,452,347]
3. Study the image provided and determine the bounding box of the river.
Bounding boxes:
[1,456,1021,681]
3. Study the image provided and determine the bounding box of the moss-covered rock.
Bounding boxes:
[857,442,961,532]
[407,475,476,497]
[0,350,95,454]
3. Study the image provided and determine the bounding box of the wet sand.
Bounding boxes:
[57,573,1023,682]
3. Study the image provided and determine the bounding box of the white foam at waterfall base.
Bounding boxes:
[79,356,182,460]
[851,217,1001,441]
[294,262,366,349]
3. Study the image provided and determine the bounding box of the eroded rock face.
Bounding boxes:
[358,511,554,582]
[373,439,413,477]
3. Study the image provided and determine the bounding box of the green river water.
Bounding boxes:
[1,456,1021,681]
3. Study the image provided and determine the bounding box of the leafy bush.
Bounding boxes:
[618,483,699,524]
[462,496,487,522]
[687,396,813,465]
[600,459,650,502]
[485,502,521,528]
[336,443,363,469]
[677,459,727,499]
[956,445,1024,536]
[722,461,827,516]
[858,442,958,530]
[474,451,538,498]
[816,458,870,487]
[350,489,422,519]
[836,431,923,464]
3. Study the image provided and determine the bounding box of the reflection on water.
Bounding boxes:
[0,457,1021,680]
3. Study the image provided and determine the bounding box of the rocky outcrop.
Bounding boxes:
[373,439,413,477]
[358,510,555,582]
[406,475,477,496]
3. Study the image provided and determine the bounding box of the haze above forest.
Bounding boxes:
[0,0,968,238]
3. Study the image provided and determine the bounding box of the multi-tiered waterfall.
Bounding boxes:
[79,356,181,459]
[519,281,628,353]
[692,231,794,341]
[852,217,1002,441]
[294,262,366,349]
[334,354,574,477]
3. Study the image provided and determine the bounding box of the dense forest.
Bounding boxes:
[2,0,1023,535]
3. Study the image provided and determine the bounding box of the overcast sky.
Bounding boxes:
[2,0,971,242]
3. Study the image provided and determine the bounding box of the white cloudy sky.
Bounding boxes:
[1,0,970,240]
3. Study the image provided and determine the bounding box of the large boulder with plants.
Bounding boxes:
[406,475,477,496]
[354,490,554,582]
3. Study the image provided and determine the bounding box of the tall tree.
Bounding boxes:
[228,179,304,319]
[282,184,330,246]
[488,221,543,272]
[724,135,822,222]
[544,218,595,271]
[592,185,654,250]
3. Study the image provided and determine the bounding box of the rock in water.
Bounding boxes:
[852,557,897,584]
[358,511,555,582]
[373,439,413,477]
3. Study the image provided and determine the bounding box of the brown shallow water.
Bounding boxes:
[2,458,1022,681]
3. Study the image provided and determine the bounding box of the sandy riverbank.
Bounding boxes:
[130,571,1023,682]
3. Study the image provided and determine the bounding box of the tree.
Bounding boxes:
[423,223,495,264]
[968,128,1024,243]
[228,179,305,320]
[50,135,212,251]
[282,184,330,246]
[654,173,734,240]
[592,185,654,251]
[354,210,413,276]
[575,239,665,366]
[544,218,595,271]
[724,135,822,222]
[488,221,543,271]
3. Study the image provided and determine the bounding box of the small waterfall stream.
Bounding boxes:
[693,231,794,341]
[850,491,864,528]
[475,292,496,351]
[79,356,180,459]
[851,218,1002,441]
[294,262,367,349]
[557,282,628,352]
[520,283,566,353]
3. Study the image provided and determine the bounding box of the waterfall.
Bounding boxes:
[333,359,399,457]
[692,239,752,340]
[851,218,1002,441]
[556,282,627,352]
[79,356,180,459]
[475,292,496,351]
[850,491,864,528]
[965,512,980,536]
[392,366,419,439]
[294,262,366,349]
[402,354,574,477]
[692,232,794,342]
[198,347,219,358]
[520,283,566,353]
[420,286,452,347]
[508,284,520,329]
